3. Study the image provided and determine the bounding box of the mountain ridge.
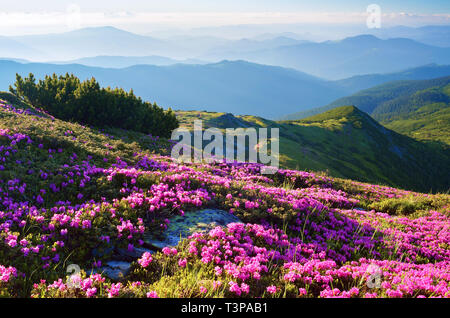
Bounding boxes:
[176,105,450,192]
[0,59,346,119]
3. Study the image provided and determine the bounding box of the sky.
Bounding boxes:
[0,0,449,36]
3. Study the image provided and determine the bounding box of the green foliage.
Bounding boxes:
[9,73,179,138]
[367,194,450,216]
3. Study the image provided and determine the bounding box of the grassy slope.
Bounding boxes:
[282,76,450,120]
[281,77,450,147]
[176,107,450,193]
[377,84,450,146]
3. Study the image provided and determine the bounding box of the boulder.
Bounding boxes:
[96,261,131,281]
[144,209,241,249]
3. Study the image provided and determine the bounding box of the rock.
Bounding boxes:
[144,209,241,249]
[96,261,131,281]
[92,244,115,258]
[116,246,154,261]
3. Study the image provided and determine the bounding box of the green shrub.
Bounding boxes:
[9,73,179,138]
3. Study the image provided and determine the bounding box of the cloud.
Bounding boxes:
[0,10,449,35]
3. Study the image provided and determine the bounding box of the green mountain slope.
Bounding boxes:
[282,77,450,146]
[177,106,450,193]
[382,104,450,146]
[283,76,450,119]
[333,64,450,93]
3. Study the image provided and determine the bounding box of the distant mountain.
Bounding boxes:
[9,28,235,61]
[370,25,450,48]
[176,106,450,192]
[250,32,307,41]
[0,36,45,60]
[11,27,175,60]
[283,76,450,120]
[334,64,450,93]
[162,35,306,57]
[6,26,450,79]
[217,35,450,79]
[204,36,305,56]
[8,26,307,62]
[0,59,347,119]
[54,56,207,69]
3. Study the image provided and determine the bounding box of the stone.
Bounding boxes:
[116,246,154,261]
[96,261,131,281]
[144,209,241,249]
[91,244,114,258]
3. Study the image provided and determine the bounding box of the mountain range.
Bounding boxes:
[53,56,208,68]
[370,25,450,48]
[2,26,450,80]
[3,26,307,62]
[282,76,450,147]
[3,59,450,119]
[0,59,346,119]
[218,34,450,79]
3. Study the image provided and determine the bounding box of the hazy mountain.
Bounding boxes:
[370,25,450,48]
[0,59,347,119]
[0,36,45,60]
[250,32,307,41]
[334,64,450,92]
[204,36,305,56]
[11,26,175,60]
[54,56,208,69]
[216,35,450,79]
[6,26,450,79]
[8,26,306,63]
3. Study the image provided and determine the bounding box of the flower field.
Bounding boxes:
[0,98,449,298]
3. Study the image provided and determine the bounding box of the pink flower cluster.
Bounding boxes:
[0,265,17,283]
[138,252,153,268]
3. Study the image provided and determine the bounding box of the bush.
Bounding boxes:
[9,73,179,138]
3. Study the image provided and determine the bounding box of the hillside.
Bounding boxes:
[382,105,450,147]
[176,106,450,193]
[0,94,449,299]
[283,77,450,146]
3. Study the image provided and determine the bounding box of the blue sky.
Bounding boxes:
[0,0,449,36]
[2,0,450,13]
